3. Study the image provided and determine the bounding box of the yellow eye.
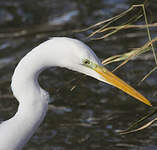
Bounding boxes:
[83,59,90,65]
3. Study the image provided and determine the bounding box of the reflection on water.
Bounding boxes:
[0,0,157,150]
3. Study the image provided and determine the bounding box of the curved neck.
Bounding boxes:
[0,45,52,150]
[11,51,46,102]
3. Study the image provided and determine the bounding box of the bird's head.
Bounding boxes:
[53,37,151,106]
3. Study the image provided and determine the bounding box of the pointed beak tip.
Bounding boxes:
[146,101,152,107]
[94,66,152,107]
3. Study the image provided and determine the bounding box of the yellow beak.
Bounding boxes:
[94,66,152,106]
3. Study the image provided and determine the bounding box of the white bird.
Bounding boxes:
[0,37,151,150]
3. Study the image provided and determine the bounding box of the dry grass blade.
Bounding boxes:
[78,4,157,40]
[92,12,143,40]
[141,4,157,65]
[102,46,151,65]
[102,55,122,65]
[118,107,157,135]
[88,14,128,38]
[76,5,145,39]
[102,37,157,72]
[77,6,135,33]
[90,9,143,39]
[98,22,157,33]
[138,66,157,85]
[92,25,125,40]
[110,37,157,72]
[120,118,157,135]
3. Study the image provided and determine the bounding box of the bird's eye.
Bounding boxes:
[83,59,90,65]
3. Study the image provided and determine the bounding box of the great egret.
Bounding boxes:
[0,37,151,150]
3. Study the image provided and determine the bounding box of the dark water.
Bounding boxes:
[0,0,157,150]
